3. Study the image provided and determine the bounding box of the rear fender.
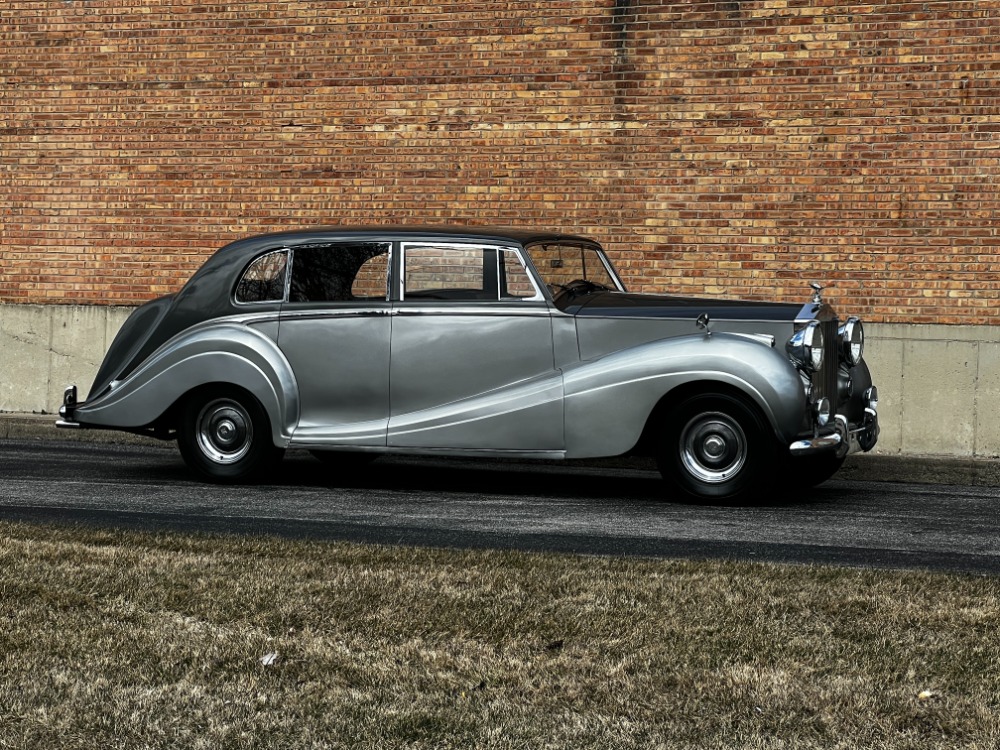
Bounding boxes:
[72,323,299,446]
[563,333,806,458]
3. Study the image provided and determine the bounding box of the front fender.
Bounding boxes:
[73,323,299,446]
[563,333,806,458]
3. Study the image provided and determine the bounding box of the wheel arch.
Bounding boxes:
[631,379,775,458]
[73,323,299,447]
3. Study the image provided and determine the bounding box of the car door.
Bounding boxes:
[387,242,564,451]
[277,241,391,447]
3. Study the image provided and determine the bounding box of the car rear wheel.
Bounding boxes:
[656,393,777,504]
[178,387,282,483]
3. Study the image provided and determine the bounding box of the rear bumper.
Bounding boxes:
[56,385,81,427]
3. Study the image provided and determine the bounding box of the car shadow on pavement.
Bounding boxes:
[268,452,838,509]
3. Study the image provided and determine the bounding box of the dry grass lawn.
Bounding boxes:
[0,521,997,749]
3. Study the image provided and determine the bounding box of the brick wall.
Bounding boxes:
[2,1,999,324]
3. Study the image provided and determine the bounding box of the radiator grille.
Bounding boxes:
[812,318,840,412]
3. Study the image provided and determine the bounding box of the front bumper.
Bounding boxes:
[789,386,880,457]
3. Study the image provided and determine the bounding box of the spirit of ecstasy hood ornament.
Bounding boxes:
[810,282,826,304]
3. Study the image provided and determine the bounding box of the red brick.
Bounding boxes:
[1,1,999,324]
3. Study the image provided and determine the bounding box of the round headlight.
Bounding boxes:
[839,317,864,366]
[786,320,824,373]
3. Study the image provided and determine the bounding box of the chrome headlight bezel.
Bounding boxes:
[786,320,824,373]
[839,316,864,367]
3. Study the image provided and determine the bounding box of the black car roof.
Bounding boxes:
[213,225,599,258]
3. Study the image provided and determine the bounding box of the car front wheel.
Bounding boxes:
[657,393,776,504]
[177,387,282,483]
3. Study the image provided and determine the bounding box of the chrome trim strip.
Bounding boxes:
[55,419,81,429]
[198,308,552,325]
[730,332,776,348]
[580,316,797,326]
[278,308,392,322]
[500,247,545,302]
[595,250,627,292]
[392,306,552,318]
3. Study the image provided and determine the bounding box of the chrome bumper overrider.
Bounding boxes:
[789,387,880,457]
[56,384,81,428]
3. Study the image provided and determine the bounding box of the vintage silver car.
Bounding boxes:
[58,226,879,502]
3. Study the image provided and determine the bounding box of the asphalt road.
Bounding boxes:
[1,439,998,574]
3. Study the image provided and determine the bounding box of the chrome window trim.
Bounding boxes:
[399,241,525,303]
[284,246,295,302]
[523,240,627,296]
[499,247,545,302]
[282,240,393,305]
[233,247,290,306]
[594,248,627,293]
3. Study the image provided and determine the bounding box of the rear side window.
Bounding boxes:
[235,250,288,304]
[289,242,390,303]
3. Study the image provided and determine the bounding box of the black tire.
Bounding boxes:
[786,453,846,489]
[177,387,282,483]
[309,450,377,471]
[656,393,777,504]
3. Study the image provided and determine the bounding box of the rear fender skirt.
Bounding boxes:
[72,324,298,446]
[562,333,806,458]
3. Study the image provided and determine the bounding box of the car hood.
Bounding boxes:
[567,291,804,321]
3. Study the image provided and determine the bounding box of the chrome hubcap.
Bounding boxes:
[196,399,253,464]
[680,412,747,484]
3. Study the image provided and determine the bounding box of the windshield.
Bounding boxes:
[525,243,625,296]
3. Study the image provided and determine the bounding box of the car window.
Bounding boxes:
[525,243,623,293]
[500,249,541,300]
[351,252,389,300]
[235,249,288,304]
[403,245,490,301]
[289,242,390,303]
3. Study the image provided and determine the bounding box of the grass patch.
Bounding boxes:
[0,522,997,749]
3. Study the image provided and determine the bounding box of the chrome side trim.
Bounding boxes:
[278,308,392,322]
[579,316,797,327]
[392,306,552,318]
[730,332,775,348]
[269,306,550,320]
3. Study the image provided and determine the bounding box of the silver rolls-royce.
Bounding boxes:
[58,226,879,502]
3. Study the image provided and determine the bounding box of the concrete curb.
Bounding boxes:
[2,412,998,487]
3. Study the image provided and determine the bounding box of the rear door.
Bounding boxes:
[277,242,391,446]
